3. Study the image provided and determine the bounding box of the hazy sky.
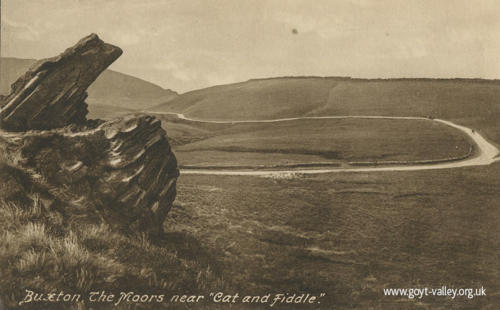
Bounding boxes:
[2,0,500,92]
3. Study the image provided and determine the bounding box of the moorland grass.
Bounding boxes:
[160,117,472,167]
[165,163,500,309]
[154,78,500,146]
[0,164,226,310]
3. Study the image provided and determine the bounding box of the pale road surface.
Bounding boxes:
[146,111,500,176]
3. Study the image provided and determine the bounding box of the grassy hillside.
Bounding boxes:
[167,163,500,309]
[152,77,500,145]
[3,69,500,309]
[158,116,472,168]
[0,162,227,310]
[155,78,337,120]
[153,77,500,309]
[1,57,178,118]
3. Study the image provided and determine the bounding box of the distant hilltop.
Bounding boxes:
[151,75,500,126]
[248,76,500,83]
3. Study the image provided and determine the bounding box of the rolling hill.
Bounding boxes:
[1,57,178,118]
[151,76,500,145]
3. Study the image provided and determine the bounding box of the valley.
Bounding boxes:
[153,78,500,309]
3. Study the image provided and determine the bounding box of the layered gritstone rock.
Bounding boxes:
[2,115,178,233]
[0,34,122,131]
[0,34,179,234]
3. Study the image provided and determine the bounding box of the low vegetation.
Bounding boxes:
[166,163,500,309]
[0,164,225,310]
[3,68,499,309]
[160,116,472,168]
[153,77,500,146]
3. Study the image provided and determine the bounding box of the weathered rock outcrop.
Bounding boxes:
[2,115,178,233]
[0,34,122,131]
[0,34,178,234]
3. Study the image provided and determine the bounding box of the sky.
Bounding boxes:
[2,0,500,93]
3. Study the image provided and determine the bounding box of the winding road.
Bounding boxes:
[146,111,500,176]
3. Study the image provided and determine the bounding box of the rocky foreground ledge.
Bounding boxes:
[0,34,178,234]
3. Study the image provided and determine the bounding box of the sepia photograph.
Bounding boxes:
[1,0,499,309]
